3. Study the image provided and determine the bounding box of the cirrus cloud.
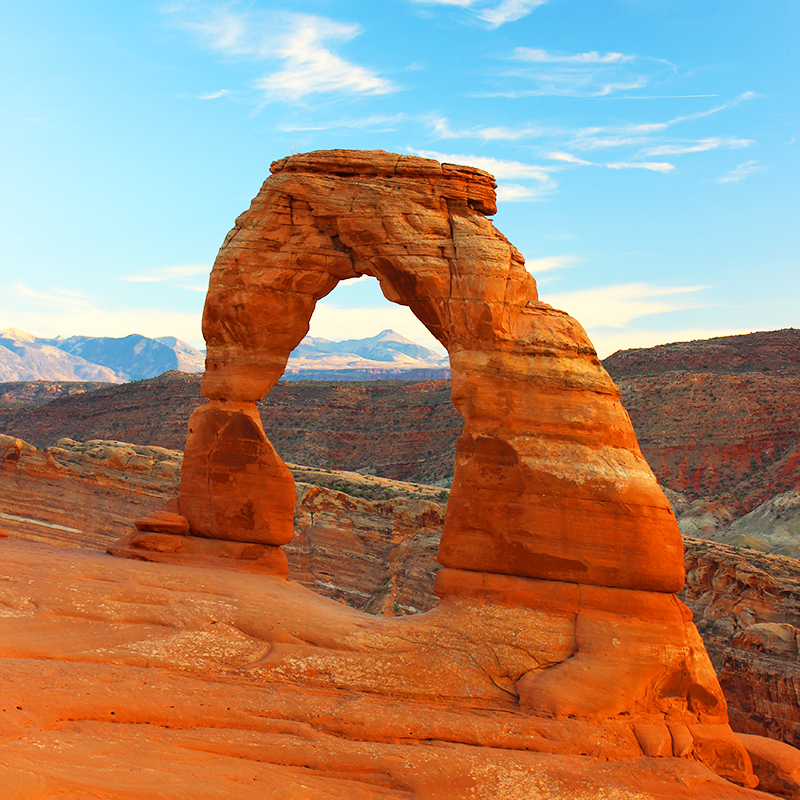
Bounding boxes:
[170,7,396,100]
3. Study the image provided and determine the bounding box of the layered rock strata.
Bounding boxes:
[0,434,179,548]
[103,150,762,785]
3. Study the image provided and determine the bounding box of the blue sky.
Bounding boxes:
[1,0,797,357]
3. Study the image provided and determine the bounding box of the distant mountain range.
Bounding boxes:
[0,329,205,382]
[284,330,450,380]
[0,328,450,382]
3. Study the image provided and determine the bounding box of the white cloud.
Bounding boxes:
[478,0,547,27]
[198,89,229,100]
[606,161,675,174]
[428,116,549,141]
[409,0,474,5]
[256,17,396,99]
[281,114,405,132]
[524,255,575,273]
[408,0,545,26]
[540,283,707,330]
[495,183,544,201]
[640,137,755,157]
[173,9,396,100]
[122,264,211,284]
[513,48,635,64]
[546,152,593,165]
[718,160,768,184]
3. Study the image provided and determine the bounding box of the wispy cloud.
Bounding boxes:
[408,0,546,27]
[428,116,550,141]
[606,161,675,174]
[546,152,593,165]
[122,265,211,284]
[512,48,636,64]
[281,114,405,133]
[718,160,768,184]
[198,89,229,100]
[171,8,396,100]
[477,0,547,27]
[494,46,657,98]
[639,137,754,157]
[541,283,707,329]
[524,255,576,273]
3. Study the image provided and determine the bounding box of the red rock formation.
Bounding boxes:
[605,329,800,514]
[177,149,684,596]
[0,434,179,548]
[97,149,772,787]
[0,538,779,798]
[683,539,800,748]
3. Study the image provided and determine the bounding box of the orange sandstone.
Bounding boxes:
[105,149,768,789]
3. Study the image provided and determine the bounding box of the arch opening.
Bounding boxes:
[127,149,686,598]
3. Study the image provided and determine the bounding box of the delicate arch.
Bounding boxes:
[177,149,684,594]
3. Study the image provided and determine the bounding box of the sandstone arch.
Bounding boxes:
[110,151,759,785]
[175,149,683,594]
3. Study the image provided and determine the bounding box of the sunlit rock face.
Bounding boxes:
[106,150,765,789]
[182,149,683,593]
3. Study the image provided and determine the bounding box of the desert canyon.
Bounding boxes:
[2,150,800,799]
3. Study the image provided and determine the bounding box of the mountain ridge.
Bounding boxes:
[0,328,449,382]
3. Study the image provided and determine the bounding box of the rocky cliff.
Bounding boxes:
[605,328,800,515]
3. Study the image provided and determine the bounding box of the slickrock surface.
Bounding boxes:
[0,539,773,799]
[5,435,800,786]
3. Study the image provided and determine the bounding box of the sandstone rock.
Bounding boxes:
[178,402,295,547]
[0,434,179,549]
[134,510,190,534]
[737,733,800,798]
[682,538,800,747]
[5,431,797,772]
[0,540,770,797]
[182,148,684,594]
[103,150,752,784]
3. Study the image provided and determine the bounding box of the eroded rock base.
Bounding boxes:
[109,529,289,576]
[0,540,766,796]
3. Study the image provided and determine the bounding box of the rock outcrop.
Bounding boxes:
[0,538,775,799]
[683,539,800,748]
[102,149,766,786]
[176,149,684,594]
[605,329,800,514]
[5,433,800,790]
[0,434,179,548]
